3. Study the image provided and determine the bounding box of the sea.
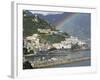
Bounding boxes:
[25,50,91,68]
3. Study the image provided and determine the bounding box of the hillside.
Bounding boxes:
[23,10,56,37]
[23,10,70,43]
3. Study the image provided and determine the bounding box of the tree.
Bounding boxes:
[71,43,81,50]
[23,61,33,69]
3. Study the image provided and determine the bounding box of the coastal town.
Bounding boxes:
[24,29,88,53]
[23,28,90,69]
[23,11,90,69]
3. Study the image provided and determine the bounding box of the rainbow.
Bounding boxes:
[56,13,80,28]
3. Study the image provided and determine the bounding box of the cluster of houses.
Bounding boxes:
[24,34,52,53]
[37,28,58,35]
[52,36,86,49]
[23,32,87,54]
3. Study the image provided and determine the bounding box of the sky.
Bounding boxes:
[30,10,64,16]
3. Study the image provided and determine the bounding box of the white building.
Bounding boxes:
[52,43,61,49]
[37,28,51,34]
[24,34,40,52]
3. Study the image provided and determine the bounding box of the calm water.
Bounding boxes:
[50,50,91,68]
[25,50,91,68]
[53,60,90,68]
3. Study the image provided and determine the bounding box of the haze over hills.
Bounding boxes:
[60,13,91,40]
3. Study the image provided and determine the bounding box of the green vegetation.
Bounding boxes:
[38,33,65,43]
[23,10,56,37]
[23,61,33,69]
[71,43,81,50]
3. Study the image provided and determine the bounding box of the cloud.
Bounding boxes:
[29,10,64,16]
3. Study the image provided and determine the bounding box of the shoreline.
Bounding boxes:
[31,57,90,68]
